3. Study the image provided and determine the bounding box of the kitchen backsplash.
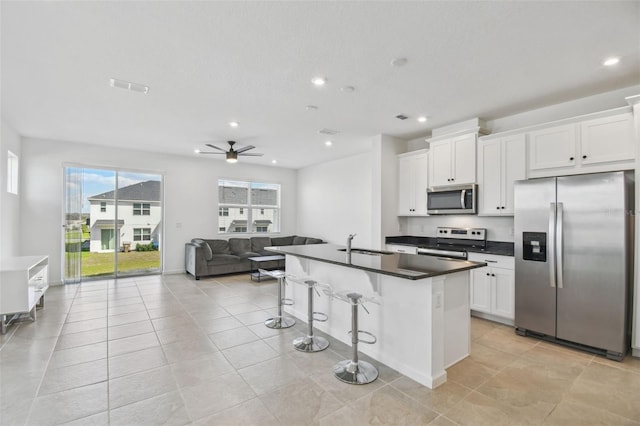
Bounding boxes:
[400,216,515,242]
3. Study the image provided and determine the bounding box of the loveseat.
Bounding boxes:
[185,235,323,279]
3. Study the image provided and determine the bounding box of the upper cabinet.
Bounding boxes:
[429,133,476,187]
[477,134,526,216]
[527,111,635,178]
[397,150,429,216]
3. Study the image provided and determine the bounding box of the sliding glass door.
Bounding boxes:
[63,166,162,281]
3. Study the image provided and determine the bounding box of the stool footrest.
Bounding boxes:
[347,329,377,345]
[312,312,328,322]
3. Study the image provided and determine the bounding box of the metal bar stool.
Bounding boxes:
[332,291,379,385]
[261,269,296,329]
[289,278,330,352]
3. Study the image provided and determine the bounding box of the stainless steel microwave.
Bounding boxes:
[427,184,477,214]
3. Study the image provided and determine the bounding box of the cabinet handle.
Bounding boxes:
[582,155,587,159]
[496,206,500,210]
[569,157,574,161]
[486,273,490,276]
[501,206,505,209]
[484,259,497,263]
[451,178,455,181]
[491,273,496,277]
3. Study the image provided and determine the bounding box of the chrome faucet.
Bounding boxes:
[346,233,357,255]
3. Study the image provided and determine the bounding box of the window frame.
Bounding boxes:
[217,179,281,235]
[133,227,151,241]
[6,150,18,195]
[133,202,151,216]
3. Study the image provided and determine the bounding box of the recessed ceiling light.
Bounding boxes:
[417,116,428,123]
[340,86,355,93]
[194,149,201,153]
[229,121,239,128]
[603,57,620,66]
[390,57,408,67]
[272,160,277,164]
[325,140,333,147]
[311,76,327,86]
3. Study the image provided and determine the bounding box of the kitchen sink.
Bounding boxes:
[337,248,395,256]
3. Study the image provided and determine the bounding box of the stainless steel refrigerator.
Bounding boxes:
[514,171,634,360]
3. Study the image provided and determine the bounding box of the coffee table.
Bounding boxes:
[248,255,286,282]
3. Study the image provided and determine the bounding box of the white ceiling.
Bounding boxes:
[2,1,639,169]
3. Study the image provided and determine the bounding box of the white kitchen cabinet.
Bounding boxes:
[429,133,476,187]
[478,134,526,215]
[580,113,635,164]
[527,111,635,177]
[397,150,429,216]
[468,253,514,324]
[528,124,576,171]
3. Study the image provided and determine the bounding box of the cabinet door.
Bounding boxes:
[580,113,635,165]
[413,152,429,214]
[528,124,576,170]
[470,267,491,313]
[429,140,453,187]
[451,134,476,184]
[397,155,414,215]
[500,134,526,215]
[491,267,514,319]
[478,139,502,215]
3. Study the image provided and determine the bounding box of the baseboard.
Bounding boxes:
[471,310,514,326]
[163,269,187,275]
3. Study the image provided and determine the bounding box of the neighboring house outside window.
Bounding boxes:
[6,150,18,195]
[218,179,280,234]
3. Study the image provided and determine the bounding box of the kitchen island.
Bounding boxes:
[266,243,486,388]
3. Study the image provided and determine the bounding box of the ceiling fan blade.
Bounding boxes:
[238,152,264,157]
[205,143,227,152]
[198,151,224,155]
[234,145,256,154]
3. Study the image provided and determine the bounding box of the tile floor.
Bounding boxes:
[1,273,639,425]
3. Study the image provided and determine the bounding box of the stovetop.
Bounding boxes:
[386,236,514,257]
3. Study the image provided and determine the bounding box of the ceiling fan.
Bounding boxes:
[197,141,263,163]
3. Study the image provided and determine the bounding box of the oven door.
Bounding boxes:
[427,184,477,214]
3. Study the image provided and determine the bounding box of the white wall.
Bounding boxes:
[19,137,298,282]
[296,152,372,248]
[0,121,22,258]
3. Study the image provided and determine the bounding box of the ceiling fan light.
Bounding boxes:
[226,151,238,163]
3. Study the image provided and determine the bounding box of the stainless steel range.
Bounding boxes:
[417,227,487,260]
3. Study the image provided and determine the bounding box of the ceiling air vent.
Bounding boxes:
[109,78,149,95]
[319,128,339,135]
[396,114,409,120]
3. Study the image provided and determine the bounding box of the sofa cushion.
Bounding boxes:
[271,236,294,246]
[229,238,252,254]
[251,237,272,253]
[208,239,231,255]
[292,236,307,245]
[305,237,323,244]
[192,238,213,261]
[207,254,241,266]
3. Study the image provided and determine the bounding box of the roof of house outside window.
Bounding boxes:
[93,219,125,227]
[88,180,161,202]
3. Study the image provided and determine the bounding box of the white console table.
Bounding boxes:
[0,255,49,333]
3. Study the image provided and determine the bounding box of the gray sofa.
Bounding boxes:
[185,235,323,279]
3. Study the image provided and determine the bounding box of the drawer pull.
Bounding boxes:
[484,259,498,263]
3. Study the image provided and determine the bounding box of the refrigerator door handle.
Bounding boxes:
[549,203,556,288]
[556,202,564,289]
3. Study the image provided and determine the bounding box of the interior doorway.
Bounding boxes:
[63,166,163,282]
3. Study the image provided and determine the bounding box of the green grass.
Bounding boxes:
[78,251,161,277]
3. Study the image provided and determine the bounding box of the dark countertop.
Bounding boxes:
[385,236,515,257]
[265,243,486,280]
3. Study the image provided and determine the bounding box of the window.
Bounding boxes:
[218,179,280,234]
[7,151,18,194]
[100,201,106,213]
[133,203,150,215]
[133,227,151,241]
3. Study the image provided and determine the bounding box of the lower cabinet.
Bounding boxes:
[468,253,514,324]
